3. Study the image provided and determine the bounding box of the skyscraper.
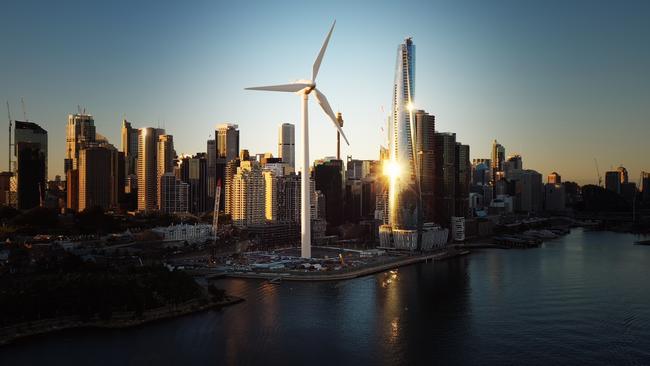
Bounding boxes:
[389,37,418,230]
[455,143,470,218]
[278,123,295,170]
[65,113,96,173]
[78,146,112,211]
[415,110,435,223]
[180,154,209,214]
[157,134,175,210]
[617,166,628,184]
[14,121,48,210]
[434,132,456,227]
[491,139,505,193]
[137,127,164,212]
[214,123,239,211]
[314,158,345,227]
[605,171,621,194]
[121,119,139,176]
[16,142,46,210]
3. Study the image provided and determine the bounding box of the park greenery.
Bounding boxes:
[0,256,216,327]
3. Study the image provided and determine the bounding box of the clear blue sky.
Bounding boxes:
[2,0,649,184]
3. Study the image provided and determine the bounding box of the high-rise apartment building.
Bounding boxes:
[137,127,164,212]
[278,123,295,170]
[231,160,265,227]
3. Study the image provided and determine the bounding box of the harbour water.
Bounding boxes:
[1,228,650,365]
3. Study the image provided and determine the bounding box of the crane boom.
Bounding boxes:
[212,179,222,236]
[594,158,602,187]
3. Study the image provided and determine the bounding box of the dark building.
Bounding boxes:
[642,172,650,203]
[180,154,209,214]
[314,159,344,227]
[605,171,621,194]
[213,124,239,211]
[415,110,435,223]
[0,172,12,206]
[455,143,470,218]
[78,146,113,211]
[434,132,456,227]
[16,142,46,210]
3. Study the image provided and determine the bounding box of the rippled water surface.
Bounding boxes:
[2,228,650,365]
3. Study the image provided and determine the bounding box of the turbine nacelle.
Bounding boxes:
[244,20,349,145]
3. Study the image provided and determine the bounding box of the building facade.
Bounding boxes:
[278,123,295,170]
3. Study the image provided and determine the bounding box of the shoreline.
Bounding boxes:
[0,295,244,346]
[223,249,470,282]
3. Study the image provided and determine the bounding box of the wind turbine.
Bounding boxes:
[246,20,349,259]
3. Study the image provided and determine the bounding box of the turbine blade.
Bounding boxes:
[313,88,349,145]
[312,20,336,81]
[245,83,310,93]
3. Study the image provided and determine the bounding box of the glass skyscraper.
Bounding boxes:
[389,37,419,229]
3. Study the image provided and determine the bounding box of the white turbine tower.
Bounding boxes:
[246,20,349,259]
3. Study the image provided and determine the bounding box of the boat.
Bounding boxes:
[634,240,650,246]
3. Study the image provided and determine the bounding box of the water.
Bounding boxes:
[2,228,650,365]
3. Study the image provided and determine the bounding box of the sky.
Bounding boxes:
[1,0,649,185]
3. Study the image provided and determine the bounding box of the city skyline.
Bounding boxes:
[2,0,649,184]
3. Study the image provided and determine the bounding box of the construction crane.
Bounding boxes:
[212,179,222,237]
[20,97,28,121]
[594,158,602,187]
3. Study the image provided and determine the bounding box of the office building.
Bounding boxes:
[548,172,562,185]
[278,123,295,170]
[16,142,46,210]
[455,143,470,218]
[314,158,344,227]
[0,172,12,206]
[491,139,505,192]
[434,132,456,227]
[605,171,621,194]
[157,134,175,210]
[180,154,209,214]
[213,123,239,211]
[121,119,139,176]
[617,166,628,184]
[65,113,96,173]
[414,110,435,223]
[642,172,650,202]
[78,146,112,211]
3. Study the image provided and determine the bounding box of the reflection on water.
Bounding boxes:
[1,229,650,365]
